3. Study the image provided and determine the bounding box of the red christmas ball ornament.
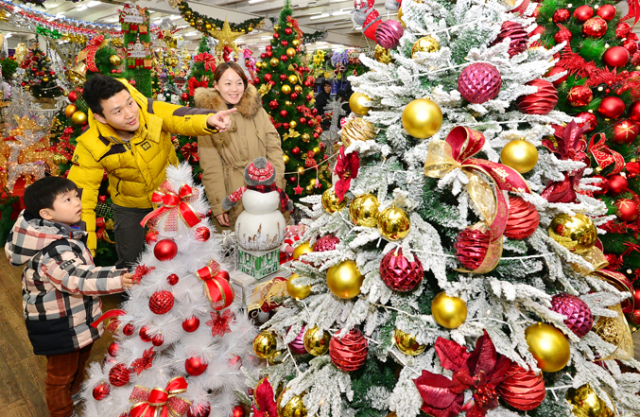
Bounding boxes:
[629,101,640,122]
[529,25,546,38]
[517,79,558,115]
[279,74,287,81]
[281,55,288,62]
[553,8,570,23]
[253,77,260,85]
[313,235,341,252]
[68,91,77,102]
[290,93,298,100]
[292,147,301,155]
[551,293,594,337]
[313,133,319,139]
[380,248,424,292]
[329,328,368,372]
[93,382,111,401]
[260,52,266,59]
[492,22,528,57]
[140,326,152,342]
[496,363,546,410]
[603,46,630,67]
[283,122,290,130]
[554,26,573,44]
[264,73,272,82]
[182,316,200,332]
[616,199,639,222]
[154,239,178,261]
[167,274,179,286]
[299,117,307,124]
[149,290,175,315]
[454,227,490,271]
[546,66,568,86]
[108,342,120,357]
[573,5,594,22]
[634,289,640,308]
[145,230,159,245]
[617,22,632,38]
[187,402,211,417]
[576,112,597,132]
[151,333,164,347]
[628,309,640,325]
[596,4,617,21]
[306,94,313,102]
[623,39,638,55]
[193,226,211,243]
[285,27,293,35]
[289,176,296,183]
[567,85,593,107]
[612,119,639,144]
[269,100,278,109]
[266,45,272,51]
[592,175,610,195]
[458,63,502,104]
[311,108,318,116]
[504,196,540,240]
[608,174,629,194]
[273,33,280,39]
[185,356,208,376]
[582,17,607,38]
[308,119,315,127]
[123,323,135,336]
[232,405,245,417]
[108,363,130,387]
[598,96,625,119]
[280,110,288,118]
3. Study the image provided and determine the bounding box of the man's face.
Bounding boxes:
[94,90,140,133]
[324,84,331,94]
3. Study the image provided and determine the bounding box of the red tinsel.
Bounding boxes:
[132,264,156,284]
[206,309,235,337]
[605,253,624,270]
[130,347,155,375]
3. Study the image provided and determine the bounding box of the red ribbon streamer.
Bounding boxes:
[588,133,625,176]
[140,181,202,232]
[129,376,191,417]
[197,260,234,311]
[77,35,104,72]
[91,309,125,329]
[622,0,640,27]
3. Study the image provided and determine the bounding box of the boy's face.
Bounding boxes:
[40,189,82,225]
[94,90,140,134]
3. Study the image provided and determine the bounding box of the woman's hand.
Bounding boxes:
[216,212,230,227]
[207,109,237,131]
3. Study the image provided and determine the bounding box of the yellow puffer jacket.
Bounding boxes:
[68,80,218,253]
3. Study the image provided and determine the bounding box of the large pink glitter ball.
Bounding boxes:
[380,249,424,292]
[313,235,340,252]
[551,293,593,338]
[288,326,307,354]
[375,20,404,50]
[457,63,502,104]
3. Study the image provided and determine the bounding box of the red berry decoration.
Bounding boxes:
[573,5,594,22]
[455,227,490,271]
[167,274,179,286]
[517,79,557,115]
[292,147,301,155]
[329,329,368,372]
[108,342,120,357]
[145,230,159,245]
[496,363,546,411]
[504,196,540,240]
[149,290,175,315]
[194,226,211,242]
[185,356,208,376]
[313,235,341,252]
[187,402,211,417]
[380,249,424,292]
[616,199,639,222]
[123,323,135,336]
[182,316,201,332]
[582,17,607,38]
[154,239,178,261]
[140,326,153,342]
[592,175,610,195]
[151,333,165,347]
[567,85,593,107]
[492,22,528,57]
[457,63,502,104]
[623,39,638,55]
[598,96,625,119]
[551,293,594,338]
[576,112,597,132]
[608,174,629,194]
[108,363,130,387]
[553,8,570,23]
[92,382,111,401]
[546,66,568,86]
[612,119,639,144]
[596,4,617,21]
[603,46,630,67]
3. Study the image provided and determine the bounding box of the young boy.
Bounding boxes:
[5,176,135,417]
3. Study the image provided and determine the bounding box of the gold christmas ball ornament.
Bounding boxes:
[341,118,377,147]
[349,92,372,116]
[397,6,405,27]
[322,188,347,213]
[411,36,440,58]
[374,45,392,64]
[294,85,303,94]
[301,133,311,142]
[500,139,539,174]
[305,185,314,194]
[394,328,426,356]
[277,390,307,417]
[288,74,298,84]
[548,213,597,255]
[349,194,380,227]
[377,205,411,241]
[64,104,77,118]
[42,77,49,83]
[326,260,364,299]
[290,121,297,129]
[525,323,571,372]
[283,154,290,164]
[304,326,331,356]
[284,100,292,106]
[71,110,87,125]
[53,154,69,165]
[282,84,292,95]
[566,384,615,417]
[253,331,278,359]
[286,47,297,58]
[402,98,443,139]
[205,22,212,30]
[296,166,305,175]
[292,241,313,260]
[269,350,286,365]
[287,273,311,300]
[313,146,320,153]
[292,39,301,47]
[431,292,467,329]
[273,24,281,31]
[109,55,121,66]
[270,57,280,67]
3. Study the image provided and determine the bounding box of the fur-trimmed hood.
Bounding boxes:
[194,83,262,119]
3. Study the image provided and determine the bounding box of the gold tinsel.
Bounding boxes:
[341,118,377,147]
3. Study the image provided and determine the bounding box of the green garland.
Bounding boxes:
[176,1,267,37]
[36,25,62,39]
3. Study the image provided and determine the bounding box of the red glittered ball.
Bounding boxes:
[145,230,159,245]
[567,85,593,107]
[329,328,368,372]
[553,8,570,23]
[582,17,607,38]
[623,39,638,55]
[195,226,211,242]
[454,227,490,271]
[123,323,135,336]
[596,4,617,21]
[380,248,424,292]
[149,290,175,315]
[592,175,609,195]
[546,66,568,86]
[108,363,130,387]
[108,342,120,357]
[187,402,211,417]
[185,356,208,376]
[608,174,629,194]
[458,63,502,104]
[616,199,639,222]
[629,101,640,122]
[575,112,597,132]
[492,21,528,57]
[598,96,625,119]
[496,363,546,410]
[517,79,557,115]
[139,326,152,342]
[92,382,111,401]
[551,293,594,337]
[232,405,245,417]
[151,333,165,347]
[603,46,630,67]
[504,196,540,240]
[182,316,200,332]
[313,235,340,252]
[612,119,639,144]
[573,5,594,22]
[154,239,178,261]
[167,274,179,286]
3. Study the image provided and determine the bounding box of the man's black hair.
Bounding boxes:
[323,80,332,87]
[23,176,78,219]
[82,75,128,116]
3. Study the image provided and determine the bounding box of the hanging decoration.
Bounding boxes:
[175,1,267,38]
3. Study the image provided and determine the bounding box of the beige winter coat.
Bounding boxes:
[195,84,286,227]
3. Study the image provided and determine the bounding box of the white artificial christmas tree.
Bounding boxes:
[81,163,257,417]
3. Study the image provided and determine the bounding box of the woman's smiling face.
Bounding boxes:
[214,68,245,105]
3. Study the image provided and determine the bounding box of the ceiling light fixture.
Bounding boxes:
[310,12,329,20]
[86,1,101,7]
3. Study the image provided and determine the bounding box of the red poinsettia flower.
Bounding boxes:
[413,330,512,417]
[333,146,360,201]
[206,309,235,337]
[252,378,278,417]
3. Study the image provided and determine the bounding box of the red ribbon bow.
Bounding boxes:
[623,0,640,27]
[188,76,209,96]
[77,35,104,72]
[588,133,625,176]
[140,181,201,232]
[286,15,304,39]
[197,260,234,311]
[181,143,199,163]
[194,53,216,72]
[96,217,115,244]
[129,376,191,417]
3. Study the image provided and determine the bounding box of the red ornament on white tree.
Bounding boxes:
[108,342,119,357]
[194,226,211,242]
[329,329,368,372]
[185,356,208,376]
[496,363,546,410]
[139,325,152,342]
[517,79,557,115]
[454,227,490,271]
[592,175,610,195]
[92,382,111,401]
[182,316,200,332]
[380,248,424,292]
[154,239,178,261]
[187,402,211,417]
[457,63,502,104]
[551,293,593,337]
[149,290,175,315]
[108,363,130,387]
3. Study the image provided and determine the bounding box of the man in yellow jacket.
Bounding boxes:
[68,75,234,268]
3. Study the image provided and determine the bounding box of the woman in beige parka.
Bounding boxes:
[195,62,286,229]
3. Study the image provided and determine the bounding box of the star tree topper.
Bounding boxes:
[208,18,243,60]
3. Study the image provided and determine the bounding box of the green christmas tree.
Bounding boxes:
[21,47,63,102]
[119,3,152,97]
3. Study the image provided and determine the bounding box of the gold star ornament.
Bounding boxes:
[208,18,243,60]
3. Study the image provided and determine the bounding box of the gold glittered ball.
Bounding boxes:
[326,260,363,299]
[294,85,303,94]
[205,22,212,30]
[282,84,292,95]
[42,77,50,83]
[397,6,405,27]
[269,349,286,365]
[253,331,277,359]
[303,326,331,356]
[341,118,377,147]
[284,100,292,106]
[301,133,311,142]
[292,39,301,47]
[500,140,539,174]
[288,74,298,84]
[349,92,372,116]
[548,213,597,255]
[189,20,196,27]
[196,18,203,26]
[411,36,440,58]
[283,154,290,164]
[377,205,410,241]
[401,98,443,139]
[287,273,311,300]
[292,241,313,260]
[525,323,571,372]
[566,384,615,417]
[277,390,307,417]
[45,57,51,62]
[374,44,392,64]
[322,188,347,213]
[53,154,69,165]
[313,146,320,153]
[349,194,380,227]
[109,55,121,66]
[270,57,280,67]
[296,166,305,175]
[286,47,297,58]
[71,110,87,125]
[305,184,314,194]
[394,328,426,356]
[431,292,467,329]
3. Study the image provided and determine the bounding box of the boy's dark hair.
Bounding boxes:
[83,75,127,116]
[23,176,78,219]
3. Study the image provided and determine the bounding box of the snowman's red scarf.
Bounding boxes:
[226,184,291,211]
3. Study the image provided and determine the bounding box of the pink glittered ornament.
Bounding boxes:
[496,363,546,410]
[329,329,368,372]
[458,63,502,104]
[288,326,307,354]
[375,20,404,49]
[551,293,593,337]
[380,248,424,292]
[492,22,528,57]
[313,235,340,252]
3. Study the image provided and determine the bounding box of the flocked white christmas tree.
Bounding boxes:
[81,163,257,417]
